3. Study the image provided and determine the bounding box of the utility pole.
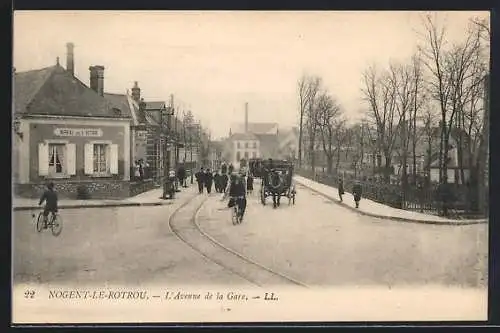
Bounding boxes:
[162,94,175,199]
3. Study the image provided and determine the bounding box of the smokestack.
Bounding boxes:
[66,42,75,76]
[244,102,248,133]
[131,81,141,102]
[89,65,105,97]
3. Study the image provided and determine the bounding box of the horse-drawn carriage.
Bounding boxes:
[259,159,296,207]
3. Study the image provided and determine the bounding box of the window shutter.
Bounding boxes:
[38,143,49,176]
[84,143,94,174]
[66,143,76,175]
[110,144,119,174]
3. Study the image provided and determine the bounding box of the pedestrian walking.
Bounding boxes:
[195,167,204,194]
[246,172,254,195]
[177,164,186,188]
[215,171,222,193]
[338,177,345,202]
[205,168,214,194]
[352,181,362,208]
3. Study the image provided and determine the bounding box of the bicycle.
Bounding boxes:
[231,196,245,225]
[32,210,63,236]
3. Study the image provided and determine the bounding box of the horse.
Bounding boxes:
[267,169,285,208]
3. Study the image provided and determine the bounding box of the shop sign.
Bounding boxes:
[54,128,103,137]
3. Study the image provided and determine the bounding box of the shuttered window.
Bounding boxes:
[38,142,76,178]
[84,143,119,176]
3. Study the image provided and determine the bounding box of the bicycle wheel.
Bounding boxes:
[36,212,44,232]
[51,214,63,237]
[232,207,239,225]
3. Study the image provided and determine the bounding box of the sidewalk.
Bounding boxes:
[12,184,197,211]
[293,175,488,225]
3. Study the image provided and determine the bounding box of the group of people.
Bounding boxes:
[193,163,255,222]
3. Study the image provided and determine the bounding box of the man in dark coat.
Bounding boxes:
[195,167,204,194]
[352,181,362,208]
[338,177,345,202]
[221,162,227,175]
[177,165,186,188]
[246,172,254,194]
[205,168,214,194]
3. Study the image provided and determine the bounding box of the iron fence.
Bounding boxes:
[295,167,487,219]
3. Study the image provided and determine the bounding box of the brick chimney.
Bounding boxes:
[131,81,141,102]
[66,42,75,76]
[244,102,248,133]
[89,65,105,96]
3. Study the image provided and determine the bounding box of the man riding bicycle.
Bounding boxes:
[38,182,58,228]
[222,170,247,222]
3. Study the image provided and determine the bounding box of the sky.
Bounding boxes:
[13,10,489,139]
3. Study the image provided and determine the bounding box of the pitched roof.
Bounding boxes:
[15,65,131,119]
[14,66,57,115]
[231,122,278,135]
[230,132,259,141]
[103,93,134,119]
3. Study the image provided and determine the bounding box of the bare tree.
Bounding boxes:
[303,76,322,173]
[297,75,309,168]
[361,64,399,181]
[316,90,343,174]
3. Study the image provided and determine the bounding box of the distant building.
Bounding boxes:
[226,103,280,165]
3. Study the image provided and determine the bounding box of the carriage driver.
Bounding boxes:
[222,169,247,222]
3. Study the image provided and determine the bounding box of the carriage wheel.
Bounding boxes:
[292,192,296,205]
[260,187,266,205]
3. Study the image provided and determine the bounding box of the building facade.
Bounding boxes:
[13,56,133,198]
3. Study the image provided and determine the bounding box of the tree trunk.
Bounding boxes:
[326,155,333,174]
[298,116,304,169]
[477,74,489,216]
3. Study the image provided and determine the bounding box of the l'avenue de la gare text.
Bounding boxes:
[47,290,254,301]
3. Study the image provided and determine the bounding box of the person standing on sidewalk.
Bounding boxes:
[195,167,205,194]
[338,177,345,202]
[352,181,362,208]
[205,168,214,194]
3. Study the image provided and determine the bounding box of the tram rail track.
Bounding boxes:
[167,195,308,288]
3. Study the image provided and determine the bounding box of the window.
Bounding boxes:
[38,142,75,178]
[253,142,257,149]
[237,142,241,149]
[244,151,249,159]
[245,142,249,149]
[49,143,65,175]
[236,151,241,161]
[252,152,256,158]
[93,144,108,173]
[85,142,119,176]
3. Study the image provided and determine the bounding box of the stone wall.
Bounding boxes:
[14,179,155,199]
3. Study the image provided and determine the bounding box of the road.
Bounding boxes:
[197,182,488,288]
[12,188,249,287]
[13,182,487,289]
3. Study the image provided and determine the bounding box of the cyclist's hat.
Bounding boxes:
[47,182,54,189]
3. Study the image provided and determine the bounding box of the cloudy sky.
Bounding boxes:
[13,10,488,139]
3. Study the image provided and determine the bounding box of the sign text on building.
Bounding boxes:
[54,128,103,137]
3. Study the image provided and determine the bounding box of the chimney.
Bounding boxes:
[66,42,75,76]
[244,102,248,133]
[89,65,105,96]
[131,81,141,102]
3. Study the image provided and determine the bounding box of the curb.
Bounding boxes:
[13,201,173,212]
[294,179,487,226]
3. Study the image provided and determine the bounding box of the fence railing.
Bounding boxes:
[295,168,487,219]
